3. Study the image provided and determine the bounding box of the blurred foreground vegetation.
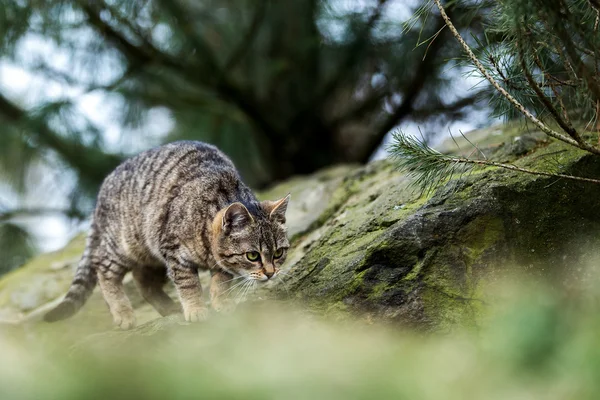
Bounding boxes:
[2,268,600,399]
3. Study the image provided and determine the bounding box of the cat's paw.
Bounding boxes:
[212,299,236,314]
[184,306,209,322]
[114,311,136,330]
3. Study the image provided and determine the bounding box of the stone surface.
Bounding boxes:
[2,124,600,333]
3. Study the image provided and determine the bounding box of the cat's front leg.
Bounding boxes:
[210,270,237,313]
[168,263,208,322]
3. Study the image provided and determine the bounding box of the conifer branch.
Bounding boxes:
[390,131,600,194]
[516,32,580,141]
[432,0,600,155]
[390,132,470,194]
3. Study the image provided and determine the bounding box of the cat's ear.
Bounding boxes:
[262,194,290,224]
[222,202,253,232]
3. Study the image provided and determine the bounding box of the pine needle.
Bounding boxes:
[388,131,473,195]
[390,130,600,195]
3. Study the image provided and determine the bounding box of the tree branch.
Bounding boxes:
[80,1,281,148]
[224,1,267,72]
[0,208,85,223]
[0,92,122,186]
[409,93,482,120]
[432,0,600,154]
[312,0,389,112]
[355,12,448,163]
[545,7,600,104]
[154,0,221,74]
[328,88,391,129]
[78,2,156,66]
[516,30,581,141]
[391,132,600,197]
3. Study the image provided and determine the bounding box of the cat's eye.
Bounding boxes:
[246,251,260,262]
[274,248,284,259]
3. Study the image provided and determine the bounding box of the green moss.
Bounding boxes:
[323,301,350,320]
[369,282,392,299]
[0,234,84,289]
[461,216,504,263]
[417,216,505,330]
[376,192,429,229]
[515,140,588,173]
[0,234,85,312]
[403,258,425,282]
[420,285,479,331]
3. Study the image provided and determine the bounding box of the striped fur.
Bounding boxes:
[44,141,289,329]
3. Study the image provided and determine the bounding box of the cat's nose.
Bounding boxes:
[264,270,274,279]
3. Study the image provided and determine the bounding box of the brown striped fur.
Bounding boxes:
[44,141,289,329]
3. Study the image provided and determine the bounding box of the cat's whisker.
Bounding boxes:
[235,280,252,303]
[241,280,256,302]
[236,279,252,300]
[222,278,249,297]
[225,278,249,293]
[244,280,256,302]
[220,275,245,285]
[237,283,248,303]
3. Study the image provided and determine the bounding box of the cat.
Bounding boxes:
[44,141,290,329]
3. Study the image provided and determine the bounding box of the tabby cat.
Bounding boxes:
[44,141,290,329]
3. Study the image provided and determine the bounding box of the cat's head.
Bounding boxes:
[211,195,290,281]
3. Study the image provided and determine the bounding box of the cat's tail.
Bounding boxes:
[44,243,97,322]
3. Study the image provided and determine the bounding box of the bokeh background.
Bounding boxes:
[0,0,496,274]
[4,3,600,398]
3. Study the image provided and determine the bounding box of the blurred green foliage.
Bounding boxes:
[0,222,36,276]
[0,0,493,273]
[391,0,600,202]
[475,0,600,126]
[2,273,600,399]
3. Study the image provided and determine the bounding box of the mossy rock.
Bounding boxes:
[2,123,600,333]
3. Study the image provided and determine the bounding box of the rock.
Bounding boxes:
[0,235,86,322]
[258,165,355,238]
[2,123,600,332]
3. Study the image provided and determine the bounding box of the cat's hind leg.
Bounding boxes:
[132,267,181,317]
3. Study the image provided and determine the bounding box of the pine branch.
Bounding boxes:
[543,6,600,104]
[432,0,600,155]
[516,32,580,141]
[389,132,471,194]
[390,131,600,195]
[355,11,448,163]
